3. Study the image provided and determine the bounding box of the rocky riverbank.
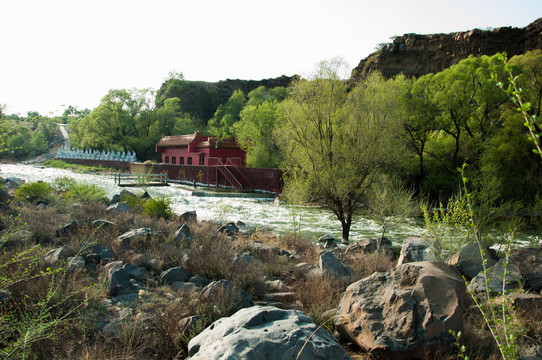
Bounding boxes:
[0,177,541,359]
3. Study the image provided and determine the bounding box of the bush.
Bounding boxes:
[14,181,53,203]
[55,177,107,203]
[142,197,173,220]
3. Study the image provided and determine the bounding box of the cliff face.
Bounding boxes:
[351,18,542,81]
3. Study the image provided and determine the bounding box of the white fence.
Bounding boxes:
[56,147,137,162]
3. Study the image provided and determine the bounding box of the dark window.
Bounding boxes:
[165,156,169,164]
[187,157,192,165]
[180,157,184,165]
[172,157,176,165]
[199,154,205,165]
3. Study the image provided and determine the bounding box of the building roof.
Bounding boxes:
[156,134,198,148]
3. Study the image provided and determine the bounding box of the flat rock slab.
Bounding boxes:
[188,305,351,360]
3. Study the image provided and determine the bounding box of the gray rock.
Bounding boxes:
[318,234,335,242]
[319,251,353,281]
[141,191,151,200]
[91,219,115,231]
[189,276,211,288]
[113,228,160,250]
[468,257,523,296]
[107,263,147,297]
[171,281,199,296]
[106,202,130,213]
[180,211,197,223]
[509,247,542,292]
[336,261,465,358]
[84,242,114,264]
[217,222,238,235]
[188,305,351,360]
[233,252,261,267]
[45,246,75,264]
[174,224,192,246]
[200,279,253,310]
[0,289,10,303]
[0,189,12,205]
[323,238,337,249]
[55,221,79,237]
[449,241,498,279]
[1,230,32,249]
[108,194,120,205]
[0,177,23,190]
[67,256,86,271]
[159,266,191,285]
[396,236,437,265]
[346,237,393,253]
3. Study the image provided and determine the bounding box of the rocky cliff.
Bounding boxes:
[351,17,542,82]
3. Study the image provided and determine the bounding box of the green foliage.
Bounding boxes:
[119,193,145,212]
[142,196,173,220]
[365,176,422,246]
[54,177,107,203]
[207,89,246,138]
[277,60,405,242]
[234,100,282,168]
[14,181,53,203]
[44,159,113,173]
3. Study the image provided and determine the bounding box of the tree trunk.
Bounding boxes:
[341,218,351,244]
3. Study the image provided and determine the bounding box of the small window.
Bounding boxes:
[199,154,205,166]
[180,157,184,165]
[165,156,169,164]
[187,157,192,165]
[172,157,176,165]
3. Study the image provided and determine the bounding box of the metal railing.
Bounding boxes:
[208,157,243,190]
[113,173,168,187]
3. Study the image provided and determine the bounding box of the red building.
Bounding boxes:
[155,131,246,166]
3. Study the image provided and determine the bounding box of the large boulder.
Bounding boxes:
[509,247,542,292]
[188,305,351,360]
[0,189,12,205]
[319,251,353,282]
[467,257,523,296]
[448,241,498,279]
[1,230,32,249]
[335,261,465,358]
[396,236,437,266]
[174,224,193,246]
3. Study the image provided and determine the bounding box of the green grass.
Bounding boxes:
[44,159,115,173]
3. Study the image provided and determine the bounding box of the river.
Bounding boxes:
[2,163,537,247]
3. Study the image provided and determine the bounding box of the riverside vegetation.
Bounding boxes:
[0,176,541,359]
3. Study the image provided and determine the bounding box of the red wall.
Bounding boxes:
[131,163,283,193]
[159,147,246,166]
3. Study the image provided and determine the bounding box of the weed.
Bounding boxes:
[142,196,173,220]
[14,181,53,204]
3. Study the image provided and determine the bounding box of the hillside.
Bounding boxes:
[351,17,542,81]
[155,75,299,123]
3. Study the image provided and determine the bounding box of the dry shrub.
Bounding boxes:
[294,274,345,332]
[344,250,396,282]
[231,261,267,298]
[185,233,235,280]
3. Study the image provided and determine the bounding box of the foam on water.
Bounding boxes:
[2,164,536,246]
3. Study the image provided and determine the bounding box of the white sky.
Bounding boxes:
[1,0,541,116]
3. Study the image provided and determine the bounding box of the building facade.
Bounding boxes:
[155,131,246,166]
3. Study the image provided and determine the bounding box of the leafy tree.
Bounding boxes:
[277,61,403,243]
[207,89,246,138]
[234,101,281,168]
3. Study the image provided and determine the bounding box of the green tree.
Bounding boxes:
[277,61,403,243]
[207,89,246,138]
[234,100,281,168]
